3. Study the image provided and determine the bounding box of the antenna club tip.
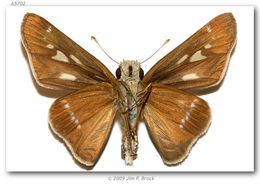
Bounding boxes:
[141,38,170,64]
[164,39,170,45]
[91,36,96,40]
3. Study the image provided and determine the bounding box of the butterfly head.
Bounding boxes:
[116,60,144,80]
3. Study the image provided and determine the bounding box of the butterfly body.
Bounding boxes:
[21,12,236,169]
[116,60,145,165]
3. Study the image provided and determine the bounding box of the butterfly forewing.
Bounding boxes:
[21,13,116,90]
[142,13,237,95]
[49,82,118,167]
[142,84,211,165]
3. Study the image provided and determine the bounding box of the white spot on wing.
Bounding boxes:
[179,124,184,128]
[190,50,207,62]
[176,54,189,64]
[182,73,199,81]
[59,73,77,81]
[95,75,105,81]
[52,50,69,63]
[70,54,83,65]
[206,26,212,33]
[46,26,52,33]
[204,43,212,49]
[46,44,54,49]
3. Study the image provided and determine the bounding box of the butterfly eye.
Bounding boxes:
[116,67,121,79]
[139,68,144,80]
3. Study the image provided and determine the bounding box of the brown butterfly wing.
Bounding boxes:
[142,84,211,165]
[142,13,237,95]
[21,13,116,90]
[49,82,118,167]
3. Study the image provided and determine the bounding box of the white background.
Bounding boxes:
[5,6,254,172]
[1,0,259,185]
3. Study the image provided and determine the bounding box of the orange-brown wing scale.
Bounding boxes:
[142,84,211,165]
[49,82,118,167]
[142,13,237,95]
[21,13,116,90]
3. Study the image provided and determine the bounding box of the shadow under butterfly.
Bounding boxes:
[21,12,237,170]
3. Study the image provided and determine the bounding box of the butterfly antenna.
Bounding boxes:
[91,36,120,64]
[140,39,170,64]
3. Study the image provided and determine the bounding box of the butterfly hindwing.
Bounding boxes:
[49,82,118,167]
[142,84,211,165]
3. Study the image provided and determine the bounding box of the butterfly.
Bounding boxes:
[21,12,237,169]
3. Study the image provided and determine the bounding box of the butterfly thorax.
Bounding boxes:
[118,60,144,165]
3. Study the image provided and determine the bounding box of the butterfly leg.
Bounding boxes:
[118,82,149,165]
[120,83,152,165]
[132,83,152,131]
